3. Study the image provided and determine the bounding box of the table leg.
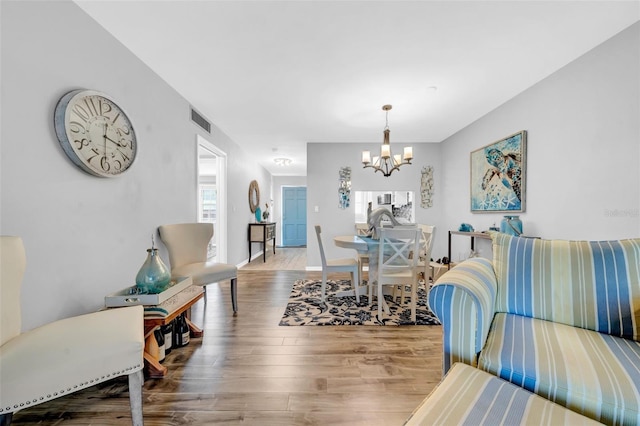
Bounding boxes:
[186,317,203,338]
[448,231,452,270]
[144,330,168,378]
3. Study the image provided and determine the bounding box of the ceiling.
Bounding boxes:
[75,1,639,176]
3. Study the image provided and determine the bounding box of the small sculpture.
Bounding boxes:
[366,202,401,239]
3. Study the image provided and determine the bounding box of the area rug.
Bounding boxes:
[279,279,441,326]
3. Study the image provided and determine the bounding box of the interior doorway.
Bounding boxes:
[197,135,227,262]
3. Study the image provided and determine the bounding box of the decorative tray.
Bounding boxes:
[104,276,193,307]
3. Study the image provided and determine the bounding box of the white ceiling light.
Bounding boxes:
[274,158,292,166]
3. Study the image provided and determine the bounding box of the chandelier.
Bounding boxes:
[361,105,413,177]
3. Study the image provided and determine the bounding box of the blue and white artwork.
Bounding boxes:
[338,167,351,209]
[470,131,526,212]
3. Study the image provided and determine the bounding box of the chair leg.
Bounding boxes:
[368,276,373,306]
[321,270,327,302]
[230,277,238,313]
[411,281,417,323]
[378,281,383,321]
[351,270,360,303]
[128,369,144,426]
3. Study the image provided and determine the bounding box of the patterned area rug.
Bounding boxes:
[279,279,441,326]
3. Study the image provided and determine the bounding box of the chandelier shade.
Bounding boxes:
[362,105,412,177]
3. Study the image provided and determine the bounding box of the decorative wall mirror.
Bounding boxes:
[248,180,260,213]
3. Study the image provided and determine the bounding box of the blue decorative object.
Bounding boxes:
[459,223,475,232]
[255,206,262,223]
[135,248,171,294]
[500,215,522,236]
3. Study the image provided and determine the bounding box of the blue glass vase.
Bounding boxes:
[135,248,171,294]
[500,215,523,236]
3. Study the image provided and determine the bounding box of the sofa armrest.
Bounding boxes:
[428,257,497,375]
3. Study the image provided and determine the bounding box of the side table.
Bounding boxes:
[447,231,492,269]
[143,284,204,378]
[248,222,276,262]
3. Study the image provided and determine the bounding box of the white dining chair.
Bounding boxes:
[395,224,436,304]
[417,224,436,284]
[376,227,421,323]
[315,225,360,303]
[354,223,370,287]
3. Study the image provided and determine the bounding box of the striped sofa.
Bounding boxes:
[428,233,640,425]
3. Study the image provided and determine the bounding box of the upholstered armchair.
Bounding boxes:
[158,223,238,313]
[0,236,145,425]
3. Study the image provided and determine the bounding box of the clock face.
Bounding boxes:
[54,89,137,177]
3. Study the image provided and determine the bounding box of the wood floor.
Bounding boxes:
[10,248,444,425]
[240,246,307,271]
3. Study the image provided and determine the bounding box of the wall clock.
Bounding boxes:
[54,89,137,177]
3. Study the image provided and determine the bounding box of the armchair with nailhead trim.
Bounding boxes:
[0,236,145,425]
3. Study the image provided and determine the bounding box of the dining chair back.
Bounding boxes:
[376,227,421,322]
[418,224,436,284]
[158,223,238,313]
[315,225,360,302]
[354,223,371,287]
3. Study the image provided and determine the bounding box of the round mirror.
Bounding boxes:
[249,180,260,213]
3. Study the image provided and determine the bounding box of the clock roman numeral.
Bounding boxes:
[84,98,99,117]
[72,104,91,123]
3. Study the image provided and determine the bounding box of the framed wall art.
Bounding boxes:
[470,130,526,212]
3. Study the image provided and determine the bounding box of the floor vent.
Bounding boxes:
[191,108,211,133]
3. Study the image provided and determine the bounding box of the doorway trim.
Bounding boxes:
[197,134,228,262]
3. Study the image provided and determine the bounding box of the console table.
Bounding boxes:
[248,222,276,262]
[447,230,491,269]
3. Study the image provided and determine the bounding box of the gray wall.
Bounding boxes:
[0,1,271,331]
[441,22,640,259]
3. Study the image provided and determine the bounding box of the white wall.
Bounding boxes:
[0,1,271,331]
[306,143,443,268]
[441,22,640,259]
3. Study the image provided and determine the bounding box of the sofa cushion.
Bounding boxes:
[404,363,601,426]
[478,313,640,425]
[492,234,640,341]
